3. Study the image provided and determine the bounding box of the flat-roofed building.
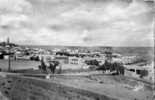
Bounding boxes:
[124,65,143,78]
[54,56,69,64]
[124,63,154,82]
[68,57,83,65]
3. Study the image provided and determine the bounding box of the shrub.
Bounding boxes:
[97,60,125,75]
[139,70,148,78]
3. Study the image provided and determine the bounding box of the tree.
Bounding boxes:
[97,60,110,71]
[97,61,125,75]
[38,58,47,73]
[97,63,106,71]
[85,60,99,66]
[49,61,59,74]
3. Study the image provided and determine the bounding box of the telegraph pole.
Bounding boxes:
[7,37,11,72]
[105,47,112,63]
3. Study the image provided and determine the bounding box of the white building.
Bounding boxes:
[39,54,55,62]
[124,62,154,82]
[121,56,138,64]
[124,65,143,78]
[68,57,83,65]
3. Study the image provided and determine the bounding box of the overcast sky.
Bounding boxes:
[0,0,154,46]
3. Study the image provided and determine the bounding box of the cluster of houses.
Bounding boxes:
[0,43,154,82]
[39,48,154,82]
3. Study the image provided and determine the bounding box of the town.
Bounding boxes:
[0,40,154,83]
[0,0,154,99]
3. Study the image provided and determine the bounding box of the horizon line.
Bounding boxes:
[22,44,154,48]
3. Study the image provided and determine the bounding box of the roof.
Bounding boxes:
[124,65,145,70]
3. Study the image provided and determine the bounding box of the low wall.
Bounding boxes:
[0,75,117,100]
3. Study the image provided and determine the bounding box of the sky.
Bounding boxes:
[0,0,154,46]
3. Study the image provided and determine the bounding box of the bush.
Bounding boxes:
[97,60,125,75]
[30,56,39,61]
[140,70,148,78]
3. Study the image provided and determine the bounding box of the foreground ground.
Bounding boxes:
[49,74,153,100]
[0,71,154,100]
